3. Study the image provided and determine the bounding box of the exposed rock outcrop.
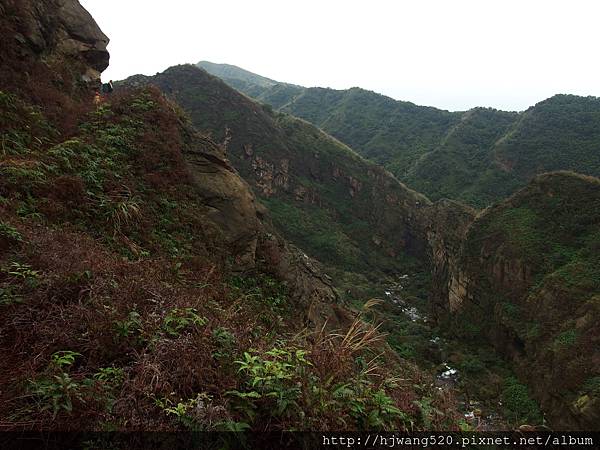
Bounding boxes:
[182,131,339,323]
[430,172,600,430]
[1,0,109,86]
[420,199,477,319]
[0,0,339,329]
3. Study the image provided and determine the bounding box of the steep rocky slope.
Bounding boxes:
[200,62,600,208]
[123,64,600,429]
[122,65,434,286]
[433,172,600,429]
[1,0,465,434]
[0,0,338,328]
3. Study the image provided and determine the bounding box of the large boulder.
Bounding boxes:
[1,0,109,87]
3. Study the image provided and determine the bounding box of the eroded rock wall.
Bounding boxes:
[430,173,600,430]
[0,0,340,330]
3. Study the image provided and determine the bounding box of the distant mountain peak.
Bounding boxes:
[197,61,280,88]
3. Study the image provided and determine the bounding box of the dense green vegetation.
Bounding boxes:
[282,87,458,176]
[501,377,542,424]
[467,173,600,276]
[451,172,600,428]
[200,62,600,208]
[405,108,519,207]
[410,96,600,207]
[494,95,600,180]
[198,62,459,178]
[123,65,431,286]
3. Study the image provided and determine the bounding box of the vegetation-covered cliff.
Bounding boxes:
[1,0,465,434]
[200,62,600,208]
[437,172,600,429]
[122,65,434,292]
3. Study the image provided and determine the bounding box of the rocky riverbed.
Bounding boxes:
[383,275,508,430]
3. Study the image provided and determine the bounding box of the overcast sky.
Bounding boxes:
[80,0,599,112]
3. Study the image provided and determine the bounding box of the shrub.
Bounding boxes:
[228,347,311,420]
[0,221,22,243]
[212,327,237,360]
[114,310,143,339]
[28,351,85,418]
[553,329,578,349]
[458,355,486,375]
[163,308,207,337]
[501,376,542,424]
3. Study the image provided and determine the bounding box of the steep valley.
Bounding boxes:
[0,0,598,436]
[122,65,600,430]
[438,172,600,429]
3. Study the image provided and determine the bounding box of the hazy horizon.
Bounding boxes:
[80,0,600,112]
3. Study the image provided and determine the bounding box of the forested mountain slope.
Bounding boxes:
[199,62,600,208]
[123,65,434,287]
[437,172,600,429]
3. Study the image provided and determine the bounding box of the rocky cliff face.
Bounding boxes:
[0,0,340,327]
[431,172,600,430]
[421,199,477,320]
[178,127,340,325]
[1,0,109,86]
[121,65,433,279]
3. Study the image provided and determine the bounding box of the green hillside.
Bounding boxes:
[447,172,600,429]
[281,87,459,177]
[197,61,304,109]
[123,65,432,287]
[200,62,600,208]
[197,61,459,175]
[493,95,600,181]
[409,96,600,207]
[405,107,520,207]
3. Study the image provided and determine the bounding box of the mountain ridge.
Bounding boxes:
[198,61,600,208]
[127,63,600,429]
[1,2,598,433]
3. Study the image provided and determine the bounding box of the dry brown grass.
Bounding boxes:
[0,70,464,431]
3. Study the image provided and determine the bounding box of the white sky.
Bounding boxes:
[80,0,600,112]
